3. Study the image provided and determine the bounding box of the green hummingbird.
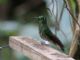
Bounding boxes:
[33,16,64,51]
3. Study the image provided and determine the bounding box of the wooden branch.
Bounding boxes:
[69,30,79,57]
[69,0,80,59]
[9,36,74,60]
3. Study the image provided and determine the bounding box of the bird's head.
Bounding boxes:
[32,16,47,24]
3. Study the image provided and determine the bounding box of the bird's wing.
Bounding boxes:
[44,28,64,48]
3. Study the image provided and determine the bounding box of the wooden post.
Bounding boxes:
[9,36,74,60]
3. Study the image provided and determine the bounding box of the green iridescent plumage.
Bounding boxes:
[33,16,64,51]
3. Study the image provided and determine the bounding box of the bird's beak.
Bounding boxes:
[32,17,40,23]
[32,17,40,21]
[32,17,39,19]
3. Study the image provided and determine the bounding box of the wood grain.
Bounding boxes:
[9,36,75,60]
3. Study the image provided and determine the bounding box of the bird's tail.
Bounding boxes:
[56,44,64,51]
[58,43,64,51]
[55,39,64,51]
[61,47,64,51]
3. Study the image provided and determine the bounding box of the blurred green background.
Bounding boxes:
[0,0,73,60]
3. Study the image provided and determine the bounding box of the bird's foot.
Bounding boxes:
[40,40,50,46]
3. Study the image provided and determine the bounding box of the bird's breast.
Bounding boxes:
[39,28,48,40]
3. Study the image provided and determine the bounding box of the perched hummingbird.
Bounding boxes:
[33,16,64,51]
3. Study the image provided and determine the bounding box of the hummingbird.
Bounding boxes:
[33,16,64,51]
